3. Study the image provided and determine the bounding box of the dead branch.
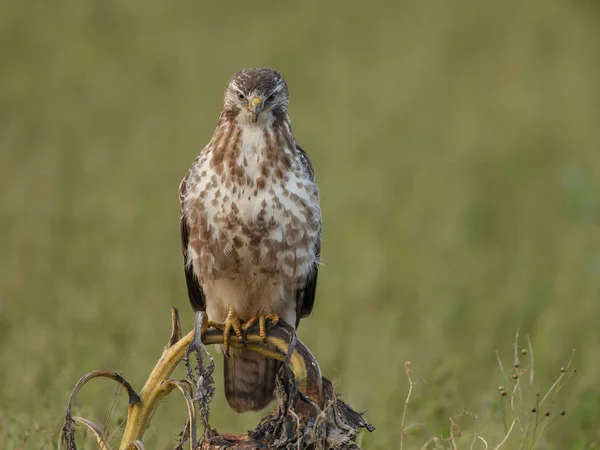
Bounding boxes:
[59,308,374,450]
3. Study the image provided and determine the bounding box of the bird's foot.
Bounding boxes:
[208,310,244,357]
[242,314,280,342]
[199,318,223,337]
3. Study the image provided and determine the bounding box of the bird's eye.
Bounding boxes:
[237,93,246,101]
[266,94,276,103]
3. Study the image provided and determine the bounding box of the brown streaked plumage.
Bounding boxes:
[179,68,321,412]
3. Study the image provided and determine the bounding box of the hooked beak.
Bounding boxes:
[250,97,263,122]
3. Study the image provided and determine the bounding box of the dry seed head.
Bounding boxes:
[544,411,550,417]
[531,407,537,413]
[560,367,566,373]
[512,373,518,379]
[498,386,505,391]
[514,362,520,368]
[500,390,507,397]
[521,349,527,355]
[561,410,566,416]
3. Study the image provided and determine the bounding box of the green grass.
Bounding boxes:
[1,0,600,448]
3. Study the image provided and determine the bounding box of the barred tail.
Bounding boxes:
[223,348,280,412]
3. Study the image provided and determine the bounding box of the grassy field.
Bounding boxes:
[1,0,600,448]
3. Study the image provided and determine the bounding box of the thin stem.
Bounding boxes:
[399,361,414,450]
[72,417,112,450]
[494,418,516,450]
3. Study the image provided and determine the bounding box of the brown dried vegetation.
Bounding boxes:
[59,309,374,450]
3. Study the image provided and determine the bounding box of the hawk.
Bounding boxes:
[179,68,321,412]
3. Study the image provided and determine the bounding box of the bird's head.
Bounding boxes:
[223,68,289,124]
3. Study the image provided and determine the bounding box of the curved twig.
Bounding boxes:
[59,370,140,450]
[67,370,141,412]
[72,417,112,450]
[162,380,197,450]
[280,321,298,366]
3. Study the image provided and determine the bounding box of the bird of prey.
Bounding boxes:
[179,68,321,413]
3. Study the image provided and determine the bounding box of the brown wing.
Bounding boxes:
[179,174,206,312]
[294,143,321,326]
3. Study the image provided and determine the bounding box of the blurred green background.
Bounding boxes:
[1,0,600,448]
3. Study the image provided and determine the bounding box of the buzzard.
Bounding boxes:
[179,68,321,412]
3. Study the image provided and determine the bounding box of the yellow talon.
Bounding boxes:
[243,316,259,332]
[201,319,222,336]
[201,311,243,356]
[223,311,243,356]
[242,314,280,341]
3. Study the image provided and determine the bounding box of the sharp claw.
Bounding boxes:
[242,316,257,342]
[238,329,247,347]
[268,315,280,341]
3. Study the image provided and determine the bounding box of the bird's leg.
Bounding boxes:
[208,310,244,357]
[242,314,280,341]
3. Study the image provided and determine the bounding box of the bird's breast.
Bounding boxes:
[184,141,320,282]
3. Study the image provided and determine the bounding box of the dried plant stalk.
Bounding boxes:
[59,308,374,450]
